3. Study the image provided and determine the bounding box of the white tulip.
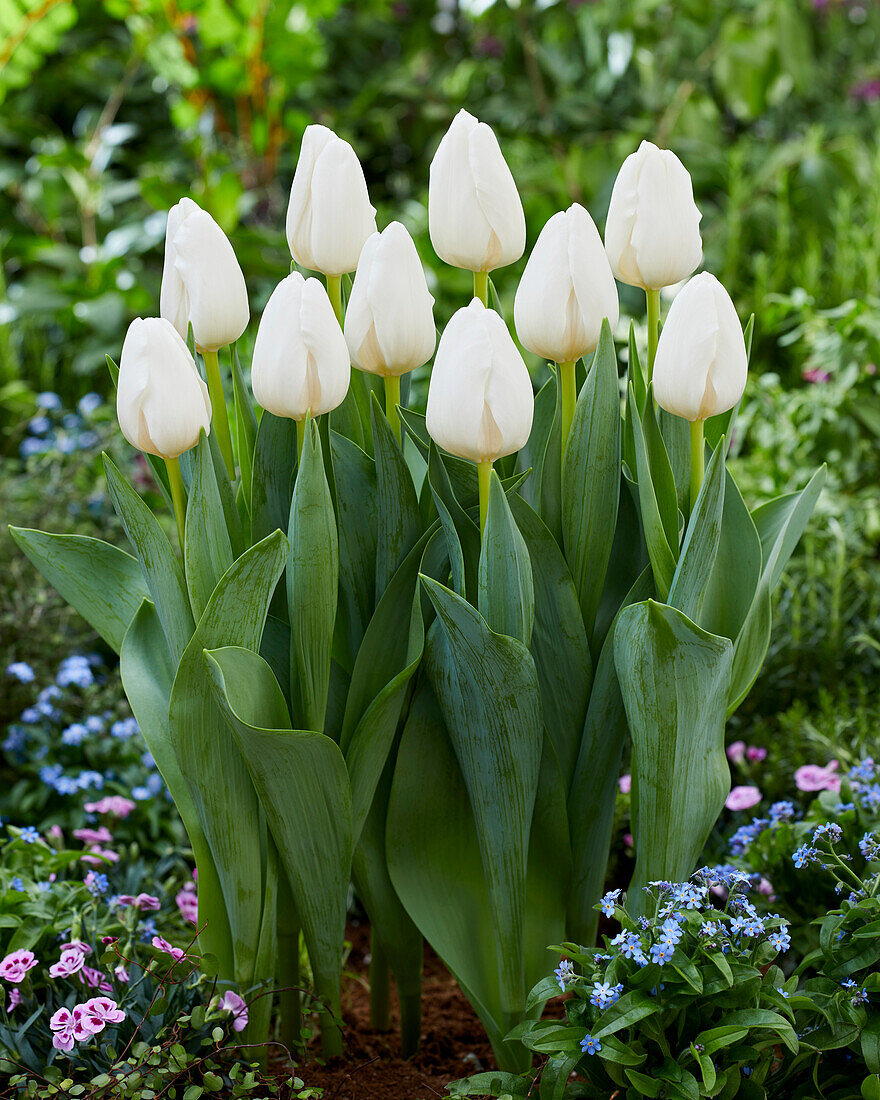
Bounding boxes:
[251,272,350,420]
[160,197,250,352]
[514,204,619,363]
[652,273,747,422]
[286,124,377,276]
[426,298,533,463]
[604,140,703,290]
[428,108,526,273]
[117,317,211,459]
[343,222,436,377]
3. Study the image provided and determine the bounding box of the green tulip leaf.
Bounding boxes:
[372,393,422,602]
[700,467,763,642]
[232,345,258,516]
[251,411,297,545]
[331,430,378,666]
[628,385,677,600]
[427,441,480,601]
[667,439,726,625]
[479,471,534,646]
[9,528,149,654]
[538,369,563,545]
[185,433,234,621]
[517,376,556,514]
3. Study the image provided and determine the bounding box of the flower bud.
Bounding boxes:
[426,298,533,463]
[117,318,212,458]
[251,272,350,420]
[286,124,377,276]
[428,109,525,273]
[343,222,436,377]
[652,273,747,422]
[514,204,619,363]
[160,197,250,352]
[604,140,702,290]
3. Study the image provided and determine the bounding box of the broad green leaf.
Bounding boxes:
[666,439,726,625]
[593,476,649,653]
[204,646,352,1031]
[721,1009,798,1053]
[510,495,591,791]
[658,408,691,517]
[120,599,233,978]
[628,322,646,415]
[169,531,288,987]
[421,577,543,1019]
[331,431,377,666]
[567,566,653,944]
[287,420,337,733]
[562,321,621,646]
[427,442,480,601]
[615,600,732,899]
[9,529,149,654]
[231,345,258,515]
[625,1069,662,1097]
[372,394,422,601]
[251,411,297,544]
[694,1025,749,1055]
[516,376,556,513]
[538,369,563,544]
[206,422,245,559]
[185,434,234,621]
[593,990,662,1039]
[103,453,195,662]
[628,385,677,599]
[643,392,679,552]
[479,472,534,646]
[700,468,762,643]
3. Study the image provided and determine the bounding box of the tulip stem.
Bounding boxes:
[473,270,488,307]
[478,459,492,534]
[559,359,577,466]
[202,349,235,478]
[384,374,402,444]
[689,419,705,516]
[646,287,661,384]
[326,274,343,326]
[164,456,187,550]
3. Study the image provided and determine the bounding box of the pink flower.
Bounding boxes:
[624,832,634,849]
[802,367,830,384]
[60,940,92,957]
[725,785,762,811]
[618,774,631,794]
[117,893,160,912]
[49,948,86,979]
[151,936,186,962]
[746,746,767,762]
[49,1007,78,1051]
[114,964,130,983]
[219,990,249,1032]
[795,760,841,793]
[0,950,38,984]
[726,741,746,764]
[81,846,120,866]
[758,877,774,897]
[79,966,113,993]
[73,826,113,846]
[176,884,198,926]
[5,987,21,1012]
[48,825,64,843]
[84,796,136,818]
[81,996,125,1033]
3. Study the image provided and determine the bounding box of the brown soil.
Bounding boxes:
[293,919,498,1099]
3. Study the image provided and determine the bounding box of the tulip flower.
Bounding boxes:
[286,124,377,322]
[117,316,212,545]
[426,297,533,530]
[161,197,248,477]
[652,271,747,512]
[514,203,619,451]
[428,109,526,302]
[344,221,436,442]
[251,272,351,455]
[604,140,702,377]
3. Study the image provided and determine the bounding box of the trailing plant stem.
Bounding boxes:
[202,349,235,477]
[326,274,343,326]
[164,456,186,549]
[478,459,492,533]
[369,936,391,1031]
[385,374,401,443]
[559,359,576,467]
[473,269,488,307]
[689,419,705,516]
[646,287,660,382]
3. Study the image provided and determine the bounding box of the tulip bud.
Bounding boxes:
[251,272,350,420]
[426,298,533,463]
[160,197,250,352]
[343,222,436,377]
[514,204,619,363]
[117,318,212,458]
[652,272,747,422]
[428,109,526,273]
[286,125,377,276]
[604,140,703,290]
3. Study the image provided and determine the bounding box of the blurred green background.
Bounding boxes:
[2,0,880,780]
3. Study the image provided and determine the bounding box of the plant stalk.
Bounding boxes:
[384,374,401,444]
[478,459,492,534]
[646,287,661,384]
[277,877,301,1054]
[326,274,343,326]
[689,418,705,516]
[202,348,235,477]
[473,269,488,307]
[369,935,391,1032]
[559,359,576,468]
[164,456,187,550]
